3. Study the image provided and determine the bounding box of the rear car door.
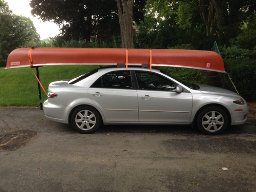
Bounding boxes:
[135,71,193,123]
[88,70,138,122]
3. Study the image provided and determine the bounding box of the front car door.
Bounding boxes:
[88,70,138,123]
[135,71,193,124]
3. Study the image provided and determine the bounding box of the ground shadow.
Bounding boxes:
[99,124,195,134]
[47,119,256,136]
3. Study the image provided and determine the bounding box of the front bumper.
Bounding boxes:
[231,104,248,125]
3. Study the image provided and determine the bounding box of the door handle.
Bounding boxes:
[142,95,150,100]
[93,92,102,97]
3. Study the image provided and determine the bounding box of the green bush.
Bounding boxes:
[51,36,121,48]
[221,46,256,100]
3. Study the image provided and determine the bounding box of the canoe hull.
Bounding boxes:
[6,48,225,72]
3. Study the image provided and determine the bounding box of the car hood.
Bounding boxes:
[198,84,237,96]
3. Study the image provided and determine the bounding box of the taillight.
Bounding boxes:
[47,92,58,98]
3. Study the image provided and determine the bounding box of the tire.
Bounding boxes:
[196,106,229,135]
[70,106,101,134]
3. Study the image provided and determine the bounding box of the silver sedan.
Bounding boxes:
[43,67,248,134]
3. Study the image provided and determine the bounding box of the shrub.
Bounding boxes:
[221,46,256,100]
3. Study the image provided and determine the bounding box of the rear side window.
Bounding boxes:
[91,70,132,89]
[69,69,98,84]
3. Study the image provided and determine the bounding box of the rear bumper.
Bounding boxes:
[43,100,68,124]
[44,115,67,124]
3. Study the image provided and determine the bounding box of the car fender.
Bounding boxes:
[64,98,106,123]
[191,94,233,122]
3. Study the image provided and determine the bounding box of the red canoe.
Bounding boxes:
[6,48,225,72]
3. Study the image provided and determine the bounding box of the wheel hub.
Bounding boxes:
[202,111,224,133]
[75,110,96,131]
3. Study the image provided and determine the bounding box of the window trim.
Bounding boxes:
[90,70,136,90]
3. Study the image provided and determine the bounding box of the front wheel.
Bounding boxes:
[70,106,101,134]
[196,106,229,135]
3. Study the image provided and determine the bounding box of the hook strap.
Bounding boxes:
[149,49,152,70]
[31,69,47,96]
[28,48,33,66]
[125,49,128,69]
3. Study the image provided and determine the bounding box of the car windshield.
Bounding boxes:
[158,67,237,92]
[68,69,99,84]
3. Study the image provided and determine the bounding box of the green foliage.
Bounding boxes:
[176,1,193,30]
[10,16,40,47]
[30,0,117,41]
[40,38,55,47]
[137,0,256,49]
[136,1,190,48]
[30,0,145,43]
[159,67,205,83]
[0,0,40,67]
[234,17,256,49]
[0,0,10,14]
[144,0,171,20]
[221,46,256,100]
[52,36,121,48]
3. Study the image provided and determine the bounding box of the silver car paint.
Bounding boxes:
[43,68,248,126]
[137,90,192,123]
[87,88,138,122]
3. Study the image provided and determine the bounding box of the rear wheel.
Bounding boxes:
[70,106,101,134]
[196,106,229,135]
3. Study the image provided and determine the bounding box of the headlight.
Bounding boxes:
[233,98,245,105]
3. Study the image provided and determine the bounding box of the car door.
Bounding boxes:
[135,71,193,123]
[88,70,138,122]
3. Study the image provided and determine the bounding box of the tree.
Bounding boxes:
[0,0,40,67]
[136,0,256,49]
[136,0,189,48]
[178,0,256,45]
[234,16,256,49]
[31,0,121,42]
[30,0,145,47]
[116,0,134,48]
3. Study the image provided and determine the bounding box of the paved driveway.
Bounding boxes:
[0,108,256,192]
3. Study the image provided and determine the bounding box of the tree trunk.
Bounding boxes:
[116,0,134,48]
[198,0,225,38]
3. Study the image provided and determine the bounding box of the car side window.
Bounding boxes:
[136,71,177,91]
[91,70,132,89]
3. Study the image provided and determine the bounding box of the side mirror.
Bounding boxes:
[175,85,183,94]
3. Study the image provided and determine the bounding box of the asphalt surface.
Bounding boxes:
[0,108,255,192]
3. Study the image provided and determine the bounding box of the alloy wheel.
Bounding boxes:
[75,110,97,131]
[201,111,224,133]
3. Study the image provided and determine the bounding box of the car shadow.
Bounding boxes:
[99,124,196,134]
[46,119,256,136]
[48,121,196,135]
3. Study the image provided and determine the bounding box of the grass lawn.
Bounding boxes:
[0,65,98,106]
